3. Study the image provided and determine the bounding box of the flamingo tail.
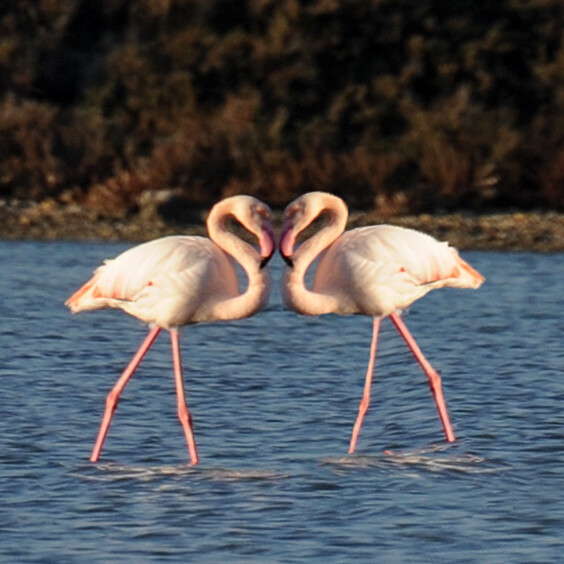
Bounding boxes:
[454,255,485,289]
[65,272,106,313]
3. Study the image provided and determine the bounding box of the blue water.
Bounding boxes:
[1,241,564,563]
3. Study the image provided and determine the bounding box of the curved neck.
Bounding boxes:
[207,203,271,321]
[282,196,347,315]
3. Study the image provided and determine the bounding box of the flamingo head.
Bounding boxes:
[225,195,276,268]
[279,192,345,267]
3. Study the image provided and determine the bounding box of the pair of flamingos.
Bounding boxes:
[66,192,484,465]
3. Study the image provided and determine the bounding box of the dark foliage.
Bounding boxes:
[1,0,564,213]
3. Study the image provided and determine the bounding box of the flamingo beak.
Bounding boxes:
[259,221,276,269]
[279,219,295,268]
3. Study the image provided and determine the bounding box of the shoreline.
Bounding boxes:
[2,198,564,252]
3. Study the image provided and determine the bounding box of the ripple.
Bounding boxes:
[2,245,564,564]
[62,461,289,483]
[321,444,510,475]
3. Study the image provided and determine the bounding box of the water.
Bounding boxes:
[1,241,564,563]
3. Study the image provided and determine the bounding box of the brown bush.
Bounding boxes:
[0,96,63,199]
[1,0,564,213]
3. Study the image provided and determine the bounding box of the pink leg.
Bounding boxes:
[349,318,380,454]
[170,330,199,465]
[90,326,162,462]
[389,313,455,442]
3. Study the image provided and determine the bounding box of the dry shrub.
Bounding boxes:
[415,132,503,210]
[418,135,474,200]
[84,170,146,217]
[222,150,301,206]
[296,148,402,207]
[221,145,404,209]
[0,95,63,199]
[2,0,564,216]
[539,149,564,209]
[143,129,232,205]
[401,88,510,210]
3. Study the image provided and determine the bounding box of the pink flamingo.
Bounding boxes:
[66,195,275,465]
[279,192,484,453]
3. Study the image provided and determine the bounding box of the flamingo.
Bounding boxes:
[65,195,275,465]
[279,192,484,453]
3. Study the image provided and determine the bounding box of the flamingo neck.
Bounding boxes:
[207,204,271,321]
[282,197,347,315]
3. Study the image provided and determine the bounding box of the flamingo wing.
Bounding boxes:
[314,225,484,316]
[66,236,239,327]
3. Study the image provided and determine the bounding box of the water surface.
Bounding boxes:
[1,242,564,562]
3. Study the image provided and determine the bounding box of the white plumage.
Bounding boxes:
[67,236,240,328]
[314,224,481,317]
